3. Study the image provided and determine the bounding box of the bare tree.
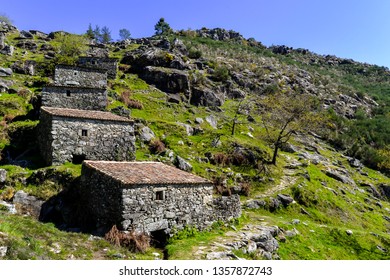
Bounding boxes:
[258,91,322,165]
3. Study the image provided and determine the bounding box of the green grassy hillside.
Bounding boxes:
[0,25,389,259]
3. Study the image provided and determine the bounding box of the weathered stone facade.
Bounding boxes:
[41,86,107,110]
[38,107,135,165]
[80,161,241,233]
[78,57,118,79]
[54,65,107,88]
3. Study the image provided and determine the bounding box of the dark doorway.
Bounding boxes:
[72,154,86,164]
[150,229,169,248]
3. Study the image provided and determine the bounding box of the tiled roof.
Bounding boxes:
[41,107,131,122]
[43,85,107,91]
[55,64,108,74]
[83,161,212,185]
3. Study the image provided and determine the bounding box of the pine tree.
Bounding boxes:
[101,26,112,44]
[93,25,102,43]
[154,17,172,36]
[119,28,131,40]
[86,23,94,39]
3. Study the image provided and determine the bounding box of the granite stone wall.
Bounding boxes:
[41,86,107,110]
[38,112,135,165]
[79,164,242,233]
[54,65,107,89]
[78,57,118,79]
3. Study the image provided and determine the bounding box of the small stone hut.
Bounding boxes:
[54,65,107,89]
[78,57,118,79]
[79,161,241,234]
[41,85,107,111]
[38,107,135,165]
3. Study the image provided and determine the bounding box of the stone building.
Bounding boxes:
[41,85,107,111]
[79,161,241,234]
[38,107,135,165]
[78,57,118,79]
[54,65,107,89]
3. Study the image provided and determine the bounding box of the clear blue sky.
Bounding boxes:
[2,0,390,68]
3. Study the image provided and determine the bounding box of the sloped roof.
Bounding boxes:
[83,161,212,186]
[41,107,131,123]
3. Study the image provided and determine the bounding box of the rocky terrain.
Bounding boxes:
[0,21,390,260]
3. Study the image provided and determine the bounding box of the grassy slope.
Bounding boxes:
[0,31,390,259]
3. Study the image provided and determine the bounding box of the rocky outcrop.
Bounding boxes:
[141,66,191,97]
[204,225,280,260]
[0,67,12,77]
[11,60,36,75]
[13,190,44,218]
[195,28,245,42]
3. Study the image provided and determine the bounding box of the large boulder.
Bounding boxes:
[141,66,191,97]
[121,47,171,71]
[0,67,12,77]
[324,169,356,186]
[11,60,36,75]
[139,126,155,143]
[15,40,38,51]
[13,190,44,218]
[175,156,193,172]
[190,86,224,107]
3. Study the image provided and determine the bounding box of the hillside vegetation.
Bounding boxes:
[0,22,389,259]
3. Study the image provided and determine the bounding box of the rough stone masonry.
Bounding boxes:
[79,161,242,234]
[41,85,107,111]
[38,107,135,165]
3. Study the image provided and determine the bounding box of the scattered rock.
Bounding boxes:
[0,67,12,77]
[205,115,218,129]
[348,157,362,168]
[324,169,356,186]
[111,106,131,118]
[0,246,7,258]
[245,199,266,209]
[177,122,194,136]
[167,93,181,104]
[277,194,294,207]
[19,30,33,39]
[280,143,300,153]
[346,230,353,236]
[13,190,44,218]
[286,228,300,237]
[383,216,390,222]
[0,169,7,184]
[175,156,193,172]
[292,219,300,225]
[379,184,390,199]
[195,117,204,124]
[139,126,155,143]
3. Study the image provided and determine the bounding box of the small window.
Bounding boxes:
[81,129,88,137]
[66,90,71,97]
[155,191,164,201]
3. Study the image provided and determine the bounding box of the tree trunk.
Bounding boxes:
[271,144,279,165]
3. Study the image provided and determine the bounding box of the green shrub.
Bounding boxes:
[212,65,229,82]
[188,47,202,59]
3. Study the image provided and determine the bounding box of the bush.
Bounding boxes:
[212,66,229,82]
[188,47,202,59]
[119,90,143,109]
[105,225,150,253]
[213,152,230,166]
[149,139,166,154]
